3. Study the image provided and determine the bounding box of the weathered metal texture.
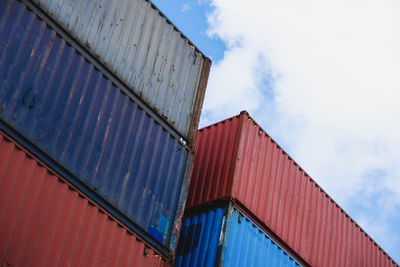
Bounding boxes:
[187,111,399,267]
[0,0,190,251]
[175,205,301,267]
[30,0,211,145]
[187,114,242,206]
[0,131,169,267]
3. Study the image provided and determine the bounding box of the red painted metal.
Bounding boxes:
[188,111,398,267]
[0,131,169,267]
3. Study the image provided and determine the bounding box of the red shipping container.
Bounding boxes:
[187,111,398,267]
[0,131,169,267]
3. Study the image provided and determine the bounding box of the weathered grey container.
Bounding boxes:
[32,0,211,146]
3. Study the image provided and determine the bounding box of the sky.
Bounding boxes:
[153,0,400,263]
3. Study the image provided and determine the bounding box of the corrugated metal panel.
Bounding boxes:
[187,111,399,267]
[175,207,224,267]
[175,205,301,267]
[0,131,169,266]
[29,0,211,144]
[0,0,189,251]
[187,114,242,207]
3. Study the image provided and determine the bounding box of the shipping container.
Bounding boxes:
[175,204,301,267]
[0,0,191,253]
[0,131,169,266]
[187,111,399,267]
[29,0,211,145]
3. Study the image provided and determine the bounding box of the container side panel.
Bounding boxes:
[223,209,300,267]
[187,111,398,266]
[186,116,241,207]
[0,132,168,266]
[31,0,209,140]
[231,112,398,267]
[0,0,189,247]
[175,208,225,267]
[175,206,301,267]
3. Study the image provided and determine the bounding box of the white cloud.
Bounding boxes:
[201,47,271,124]
[202,0,400,260]
[181,3,191,12]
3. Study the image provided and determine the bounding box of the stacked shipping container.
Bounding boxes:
[31,0,212,146]
[0,131,168,266]
[1,0,210,259]
[2,0,398,264]
[176,204,301,267]
[186,111,398,267]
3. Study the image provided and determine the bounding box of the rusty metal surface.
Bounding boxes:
[30,0,211,144]
[0,131,169,267]
[0,0,190,252]
[169,151,195,253]
[188,111,398,267]
[187,57,212,146]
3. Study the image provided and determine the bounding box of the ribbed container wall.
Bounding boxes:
[31,0,211,144]
[175,205,301,267]
[187,115,241,205]
[187,111,398,267]
[0,132,169,267]
[0,0,189,249]
[176,208,224,267]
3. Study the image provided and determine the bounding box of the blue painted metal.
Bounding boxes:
[0,121,169,257]
[175,208,224,266]
[0,0,190,252]
[30,0,211,145]
[175,205,301,267]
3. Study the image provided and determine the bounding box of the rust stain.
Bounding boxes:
[187,57,211,148]
[31,0,211,142]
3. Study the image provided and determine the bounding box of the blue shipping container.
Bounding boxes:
[176,205,302,267]
[0,0,190,252]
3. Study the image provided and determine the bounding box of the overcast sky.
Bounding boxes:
[154,0,400,263]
